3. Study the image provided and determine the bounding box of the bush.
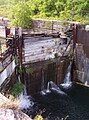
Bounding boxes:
[9,2,32,28]
[26,67,35,74]
[10,82,24,97]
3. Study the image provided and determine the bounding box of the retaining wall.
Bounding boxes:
[74,27,89,85]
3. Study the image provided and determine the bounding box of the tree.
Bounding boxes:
[9,2,32,28]
[0,0,89,23]
[27,0,42,16]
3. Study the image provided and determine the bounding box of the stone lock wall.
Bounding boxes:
[23,20,69,35]
[74,27,89,85]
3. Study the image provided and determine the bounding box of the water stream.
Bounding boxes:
[40,70,52,95]
[60,62,72,89]
[21,61,73,114]
[85,81,88,86]
[18,86,34,110]
[40,61,73,96]
[40,82,51,95]
[46,82,51,93]
[20,61,89,120]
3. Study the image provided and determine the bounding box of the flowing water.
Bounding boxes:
[60,62,72,89]
[18,86,34,110]
[85,81,88,86]
[40,82,51,96]
[21,62,89,120]
[46,82,51,93]
[40,61,73,96]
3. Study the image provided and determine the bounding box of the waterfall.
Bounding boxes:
[40,69,52,95]
[61,62,72,89]
[46,82,51,93]
[85,81,88,86]
[18,86,34,110]
[17,69,34,110]
[40,82,51,95]
[41,81,66,96]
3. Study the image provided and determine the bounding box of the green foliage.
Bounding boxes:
[18,66,25,74]
[9,2,32,28]
[0,0,89,24]
[26,67,35,74]
[10,82,24,97]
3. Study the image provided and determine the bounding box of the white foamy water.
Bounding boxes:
[40,82,51,95]
[61,62,72,89]
[40,90,47,95]
[61,82,72,88]
[85,81,88,86]
[19,94,34,110]
[46,82,51,93]
[18,87,34,110]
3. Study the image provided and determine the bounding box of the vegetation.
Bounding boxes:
[18,66,26,74]
[26,67,35,74]
[0,0,89,27]
[10,82,24,97]
[9,2,32,28]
